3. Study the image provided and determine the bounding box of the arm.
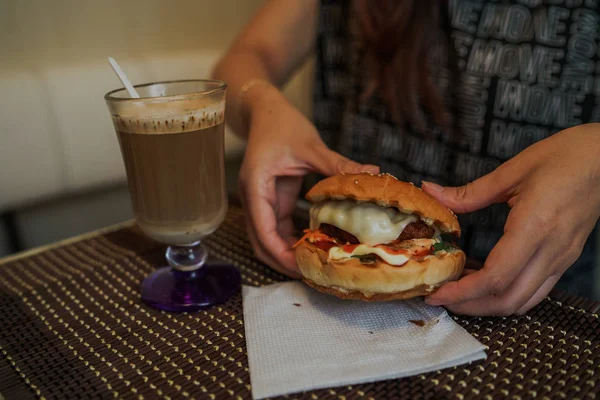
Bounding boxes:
[212,0,319,137]
[211,0,379,276]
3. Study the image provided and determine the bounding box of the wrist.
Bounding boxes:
[237,79,283,127]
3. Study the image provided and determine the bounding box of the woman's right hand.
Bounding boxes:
[238,86,379,277]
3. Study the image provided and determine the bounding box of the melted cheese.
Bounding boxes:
[309,200,419,245]
[328,238,437,266]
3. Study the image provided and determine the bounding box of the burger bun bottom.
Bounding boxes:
[296,241,465,301]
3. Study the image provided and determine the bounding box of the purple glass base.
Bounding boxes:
[141,263,241,312]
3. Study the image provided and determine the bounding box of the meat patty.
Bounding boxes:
[397,221,435,241]
[319,220,434,244]
[320,223,360,244]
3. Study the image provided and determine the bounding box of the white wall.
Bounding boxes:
[0,0,266,72]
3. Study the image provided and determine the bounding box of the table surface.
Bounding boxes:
[1,203,599,400]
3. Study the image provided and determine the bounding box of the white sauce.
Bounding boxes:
[329,245,410,265]
[328,239,437,266]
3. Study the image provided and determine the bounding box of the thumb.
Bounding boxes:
[421,171,512,214]
[309,146,380,176]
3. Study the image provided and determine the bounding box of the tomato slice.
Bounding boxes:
[313,240,337,252]
[341,244,360,253]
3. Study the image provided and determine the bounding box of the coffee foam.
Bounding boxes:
[112,98,225,134]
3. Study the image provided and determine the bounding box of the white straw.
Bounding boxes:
[108,57,140,98]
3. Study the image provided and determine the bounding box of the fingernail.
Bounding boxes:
[422,181,444,192]
[361,164,380,174]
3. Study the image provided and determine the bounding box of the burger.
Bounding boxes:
[294,173,465,301]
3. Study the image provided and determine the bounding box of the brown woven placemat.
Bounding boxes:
[1,205,599,400]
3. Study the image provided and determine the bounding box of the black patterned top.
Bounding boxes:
[309,0,599,299]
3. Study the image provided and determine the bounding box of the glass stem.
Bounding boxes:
[166,241,208,271]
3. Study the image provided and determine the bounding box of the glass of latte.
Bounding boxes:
[105,80,240,311]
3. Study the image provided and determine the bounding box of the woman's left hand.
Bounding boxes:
[422,123,600,316]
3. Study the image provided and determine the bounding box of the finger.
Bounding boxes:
[421,165,515,214]
[273,176,303,239]
[277,216,300,250]
[241,192,291,272]
[514,229,587,315]
[249,225,300,278]
[240,176,301,278]
[426,236,538,306]
[426,232,536,307]
[515,275,560,315]
[309,146,380,176]
[445,244,559,316]
[424,268,476,299]
[278,216,297,237]
[425,204,544,306]
[244,207,301,278]
[275,177,303,226]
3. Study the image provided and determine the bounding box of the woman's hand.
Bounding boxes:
[238,87,379,277]
[422,124,600,316]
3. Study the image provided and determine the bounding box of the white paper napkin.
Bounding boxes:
[242,282,486,399]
